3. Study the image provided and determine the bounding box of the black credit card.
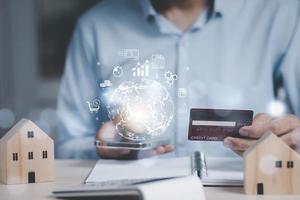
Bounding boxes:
[188,108,253,141]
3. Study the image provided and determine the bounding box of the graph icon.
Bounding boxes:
[151,54,165,69]
[118,49,139,61]
[132,61,150,77]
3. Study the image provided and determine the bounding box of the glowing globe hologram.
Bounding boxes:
[105,79,174,141]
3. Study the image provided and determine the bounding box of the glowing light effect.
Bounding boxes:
[105,79,174,141]
[259,154,278,175]
[267,100,286,117]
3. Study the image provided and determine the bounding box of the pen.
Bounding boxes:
[193,151,207,179]
[194,151,202,178]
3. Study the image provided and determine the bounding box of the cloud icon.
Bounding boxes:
[100,80,112,88]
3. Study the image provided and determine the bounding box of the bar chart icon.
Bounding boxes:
[132,61,150,77]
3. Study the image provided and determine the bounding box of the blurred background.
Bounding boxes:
[0,0,100,139]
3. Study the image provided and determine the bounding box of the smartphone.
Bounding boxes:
[94,139,170,150]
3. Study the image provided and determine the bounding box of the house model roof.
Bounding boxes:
[243,132,300,158]
[0,118,52,142]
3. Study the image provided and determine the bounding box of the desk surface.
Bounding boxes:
[0,160,299,200]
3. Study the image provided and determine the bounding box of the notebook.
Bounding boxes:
[52,176,205,200]
[85,155,243,186]
[52,155,242,199]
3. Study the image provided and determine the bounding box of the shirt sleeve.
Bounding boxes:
[280,6,300,118]
[56,19,99,159]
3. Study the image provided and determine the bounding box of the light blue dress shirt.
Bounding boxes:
[57,0,300,159]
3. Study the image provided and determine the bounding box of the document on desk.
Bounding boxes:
[85,156,243,186]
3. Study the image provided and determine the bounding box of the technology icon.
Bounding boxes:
[113,65,123,77]
[86,99,101,113]
[100,80,112,88]
[164,71,178,86]
[118,49,139,61]
[132,61,150,77]
[151,54,165,69]
[178,88,187,98]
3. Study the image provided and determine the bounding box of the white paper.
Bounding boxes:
[203,157,243,185]
[138,176,206,200]
[85,157,191,183]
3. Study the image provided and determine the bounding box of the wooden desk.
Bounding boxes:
[0,160,299,200]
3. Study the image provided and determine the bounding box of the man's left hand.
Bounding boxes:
[223,113,300,155]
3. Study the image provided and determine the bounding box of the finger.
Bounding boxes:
[223,137,257,151]
[239,124,271,138]
[162,144,174,153]
[96,121,131,158]
[153,145,174,155]
[232,150,244,157]
[240,114,300,138]
[239,113,272,138]
[97,147,131,158]
[96,121,118,140]
[271,115,300,135]
[252,113,273,125]
[280,133,296,149]
[155,146,165,154]
[280,127,300,149]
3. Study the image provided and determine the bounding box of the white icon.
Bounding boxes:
[178,88,187,98]
[96,61,101,66]
[186,66,190,71]
[164,71,178,85]
[100,80,112,88]
[86,99,100,113]
[132,61,150,77]
[113,65,123,77]
[151,54,166,69]
[118,49,139,60]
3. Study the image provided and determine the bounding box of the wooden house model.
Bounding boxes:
[0,119,54,184]
[244,132,300,195]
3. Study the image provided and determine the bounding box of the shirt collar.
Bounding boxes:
[140,0,229,19]
[140,0,156,20]
[190,9,208,31]
[214,0,234,17]
[139,0,229,34]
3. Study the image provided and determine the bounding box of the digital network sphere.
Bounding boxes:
[106,79,174,141]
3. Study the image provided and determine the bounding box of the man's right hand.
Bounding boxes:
[96,121,174,159]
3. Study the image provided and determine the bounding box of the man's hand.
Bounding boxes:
[96,121,174,159]
[223,113,300,156]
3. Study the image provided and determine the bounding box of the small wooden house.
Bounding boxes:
[0,119,54,184]
[244,132,300,195]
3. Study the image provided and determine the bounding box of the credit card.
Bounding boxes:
[188,108,253,141]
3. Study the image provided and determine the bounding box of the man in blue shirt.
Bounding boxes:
[57,0,300,159]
